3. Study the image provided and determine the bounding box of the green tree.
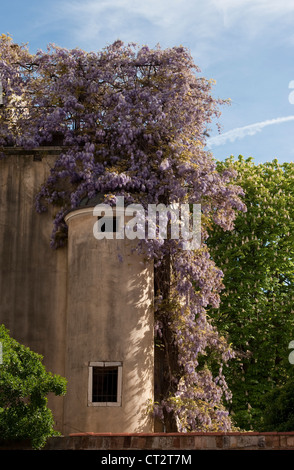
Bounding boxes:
[262,376,294,431]
[0,325,67,449]
[207,156,294,430]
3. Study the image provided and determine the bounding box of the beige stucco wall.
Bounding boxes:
[64,208,154,434]
[0,149,154,435]
[0,150,67,429]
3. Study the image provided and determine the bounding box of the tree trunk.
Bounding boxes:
[154,251,179,432]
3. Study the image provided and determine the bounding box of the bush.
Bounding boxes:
[0,325,67,449]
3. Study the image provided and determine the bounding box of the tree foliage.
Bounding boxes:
[0,325,67,449]
[207,156,294,430]
[0,35,246,431]
[262,376,294,431]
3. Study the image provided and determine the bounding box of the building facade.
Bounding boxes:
[0,148,154,434]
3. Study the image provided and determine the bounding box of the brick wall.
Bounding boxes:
[2,432,292,451]
[48,432,294,450]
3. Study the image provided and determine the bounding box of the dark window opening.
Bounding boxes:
[97,216,118,233]
[92,366,118,402]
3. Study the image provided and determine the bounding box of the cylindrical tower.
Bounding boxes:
[63,202,154,434]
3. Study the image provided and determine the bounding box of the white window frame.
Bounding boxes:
[88,361,122,407]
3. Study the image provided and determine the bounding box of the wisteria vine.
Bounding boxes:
[0,35,246,431]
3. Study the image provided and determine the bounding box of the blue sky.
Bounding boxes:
[1,0,294,164]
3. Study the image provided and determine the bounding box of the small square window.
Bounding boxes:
[97,216,119,233]
[88,362,122,406]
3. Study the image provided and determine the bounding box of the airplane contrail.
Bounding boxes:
[206,115,294,148]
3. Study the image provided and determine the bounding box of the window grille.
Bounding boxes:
[88,362,122,406]
[92,366,117,402]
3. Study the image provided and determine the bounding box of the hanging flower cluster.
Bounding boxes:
[0,35,246,431]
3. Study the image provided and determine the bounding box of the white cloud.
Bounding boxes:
[206,115,294,148]
[51,0,294,54]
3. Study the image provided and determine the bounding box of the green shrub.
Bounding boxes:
[0,325,67,449]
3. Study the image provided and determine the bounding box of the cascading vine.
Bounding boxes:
[0,34,246,431]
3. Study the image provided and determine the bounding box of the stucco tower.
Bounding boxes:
[63,202,154,434]
[0,151,154,435]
